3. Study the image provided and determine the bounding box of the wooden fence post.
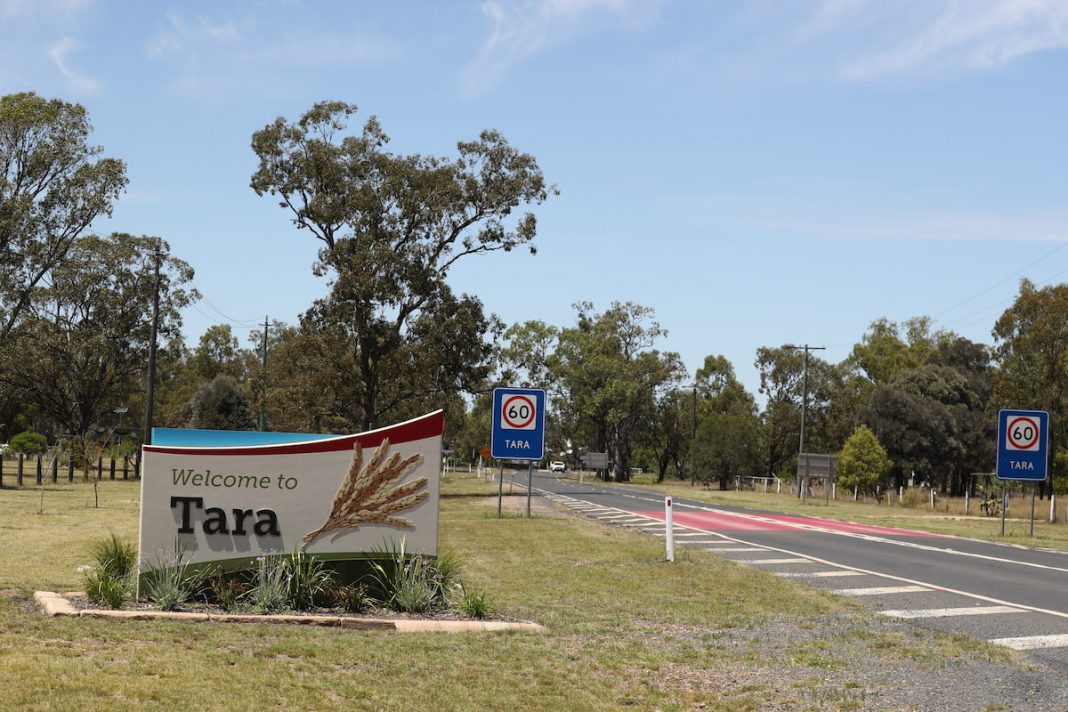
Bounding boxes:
[0,452,4,488]
[17,453,24,486]
[51,457,58,484]
[109,457,115,480]
[67,458,74,482]
[134,452,141,480]
[96,456,102,480]
[35,454,43,485]
[122,455,129,480]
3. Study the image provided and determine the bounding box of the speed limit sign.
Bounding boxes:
[500,394,537,430]
[996,409,1049,481]
[491,387,545,460]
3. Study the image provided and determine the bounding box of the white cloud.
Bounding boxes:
[147,10,240,58]
[461,0,662,96]
[795,0,1068,80]
[743,210,1068,244]
[48,36,99,92]
[1,0,89,21]
[145,10,398,100]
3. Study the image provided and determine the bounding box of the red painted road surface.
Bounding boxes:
[638,509,944,538]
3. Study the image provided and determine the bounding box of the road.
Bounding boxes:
[511,468,1068,669]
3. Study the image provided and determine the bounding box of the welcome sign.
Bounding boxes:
[138,411,444,569]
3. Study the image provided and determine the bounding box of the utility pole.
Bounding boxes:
[142,240,162,446]
[690,384,697,486]
[259,315,268,431]
[784,344,825,500]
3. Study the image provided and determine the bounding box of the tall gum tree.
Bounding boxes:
[251,101,553,429]
[551,302,683,481]
[0,233,195,441]
[0,92,127,345]
[993,279,1068,495]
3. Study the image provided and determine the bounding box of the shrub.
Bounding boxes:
[10,430,46,455]
[81,534,137,609]
[243,555,289,614]
[82,565,128,609]
[282,549,334,610]
[328,582,372,613]
[141,542,212,611]
[899,489,927,508]
[368,538,455,614]
[208,576,248,612]
[89,534,137,579]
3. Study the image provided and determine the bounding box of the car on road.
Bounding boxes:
[549,461,566,472]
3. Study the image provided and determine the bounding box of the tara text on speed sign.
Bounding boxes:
[996,409,1049,481]
[490,387,545,461]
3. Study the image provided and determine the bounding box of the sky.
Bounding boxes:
[4,0,1068,399]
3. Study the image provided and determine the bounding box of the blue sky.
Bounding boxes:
[4,0,1068,398]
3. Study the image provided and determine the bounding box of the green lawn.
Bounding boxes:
[0,476,1020,710]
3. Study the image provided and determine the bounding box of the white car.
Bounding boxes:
[549,461,566,472]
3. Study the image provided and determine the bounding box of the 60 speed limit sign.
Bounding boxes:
[491,387,545,460]
[996,409,1049,481]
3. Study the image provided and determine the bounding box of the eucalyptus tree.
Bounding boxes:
[551,301,684,481]
[0,92,126,344]
[691,355,761,488]
[0,233,195,440]
[993,279,1068,492]
[251,101,553,430]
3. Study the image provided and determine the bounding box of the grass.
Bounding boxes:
[0,474,1032,710]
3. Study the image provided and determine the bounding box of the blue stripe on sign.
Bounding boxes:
[151,428,339,447]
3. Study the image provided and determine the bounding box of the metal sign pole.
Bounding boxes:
[1030,483,1036,537]
[497,463,504,518]
[1000,482,1007,536]
[526,462,533,517]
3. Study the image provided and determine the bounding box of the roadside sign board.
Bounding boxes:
[582,452,609,470]
[996,409,1049,481]
[480,445,490,460]
[491,387,546,461]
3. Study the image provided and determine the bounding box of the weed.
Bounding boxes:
[456,584,496,619]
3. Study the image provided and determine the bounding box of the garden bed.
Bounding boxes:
[34,590,544,632]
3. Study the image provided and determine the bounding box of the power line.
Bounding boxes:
[932,241,1068,320]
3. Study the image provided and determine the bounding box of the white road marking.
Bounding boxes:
[834,585,930,596]
[777,571,867,578]
[881,606,1023,619]
[682,540,736,545]
[990,634,1068,651]
[537,483,1068,623]
[746,558,812,564]
[712,547,769,553]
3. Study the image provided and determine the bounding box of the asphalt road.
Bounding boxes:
[511,468,1068,670]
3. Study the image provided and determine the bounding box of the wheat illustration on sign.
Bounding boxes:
[302,439,427,547]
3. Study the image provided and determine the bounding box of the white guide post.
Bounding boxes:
[665,496,674,562]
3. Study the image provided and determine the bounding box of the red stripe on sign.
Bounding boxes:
[143,410,444,456]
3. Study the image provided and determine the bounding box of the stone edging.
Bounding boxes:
[33,591,545,633]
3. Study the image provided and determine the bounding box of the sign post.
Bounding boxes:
[491,388,546,518]
[996,409,1050,537]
